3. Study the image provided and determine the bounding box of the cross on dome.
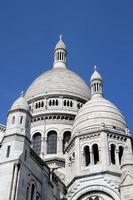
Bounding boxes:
[94,65,97,71]
[59,34,63,41]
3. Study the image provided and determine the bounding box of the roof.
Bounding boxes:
[73,96,128,136]
[25,68,91,101]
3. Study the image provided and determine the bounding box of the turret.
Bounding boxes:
[6,91,31,139]
[0,92,31,161]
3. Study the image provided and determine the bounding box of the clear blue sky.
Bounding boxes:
[0,1,133,132]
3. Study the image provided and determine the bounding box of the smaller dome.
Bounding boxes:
[73,96,128,135]
[11,92,29,111]
[55,35,66,50]
[90,66,102,82]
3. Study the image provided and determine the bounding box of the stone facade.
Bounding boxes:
[0,37,133,200]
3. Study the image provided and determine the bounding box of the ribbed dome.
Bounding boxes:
[73,96,128,135]
[25,68,90,101]
[11,95,29,111]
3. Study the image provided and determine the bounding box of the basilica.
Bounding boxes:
[0,37,133,200]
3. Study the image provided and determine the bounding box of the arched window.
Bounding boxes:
[52,99,55,105]
[110,144,116,165]
[6,145,11,158]
[56,99,58,106]
[36,196,39,200]
[26,187,29,200]
[92,144,99,164]
[84,146,90,166]
[70,101,73,107]
[20,116,23,124]
[32,132,41,155]
[35,103,38,109]
[41,101,44,107]
[119,146,124,165]
[64,100,66,106]
[30,184,35,200]
[63,131,71,152]
[47,131,57,154]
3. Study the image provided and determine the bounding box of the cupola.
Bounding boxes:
[53,35,67,69]
[90,66,103,98]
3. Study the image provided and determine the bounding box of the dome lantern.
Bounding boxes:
[53,35,67,69]
[90,66,103,98]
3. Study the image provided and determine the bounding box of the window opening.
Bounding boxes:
[84,146,90,166]
[47,131,57,154]
[92,144,99,164]
[33,133,41,155]
[6,145,11,158]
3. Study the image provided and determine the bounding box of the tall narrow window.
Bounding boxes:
[6,145,11,158]
[92,144,99,164]
[12,116,15,124]
[64,100,66,106]
[47,131,57,154]
[110,144,116,165]
[33,133,41,155]
[41,101,44,107]
[26,187,29,200]
[63,131,71,152]
[20,116,23,124]
[49,100,52,106]
[56,99,58,106]
[84,146,90,166]
[36,196,39,200]
[30,184,35,200]
[119,146,124,165]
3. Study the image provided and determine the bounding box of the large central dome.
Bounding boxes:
[25,37,90,101]
[25,68,90,101]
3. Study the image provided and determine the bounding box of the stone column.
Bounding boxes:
[90,148,93,165]
[44,137,47,156]
[101,131,109,166]
[116,149,119,165]
[109,147,111,165]
[40,136,45,159]
[57,137,63,155]
[98,147,101,164]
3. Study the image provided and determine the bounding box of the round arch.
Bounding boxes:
[32,132,42,155]
[45,127,60,137]
[68,185,120,200]
[47,130,57,154]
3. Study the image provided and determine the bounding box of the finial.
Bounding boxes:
[20,91,24,97]
[59,34,63,41]
[94,65,97,71]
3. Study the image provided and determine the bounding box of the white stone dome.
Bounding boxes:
[11,94,29,111]
[25,68,90,101]
[73,96,128,135]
